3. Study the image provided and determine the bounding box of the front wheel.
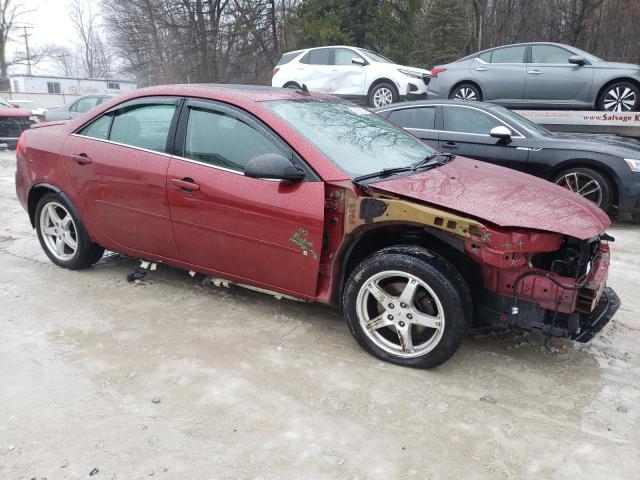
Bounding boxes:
[368,83,398,108]
[35,192,104,269]
[552,167,612,212]
[343,245,471,368]
[597,81,640,112]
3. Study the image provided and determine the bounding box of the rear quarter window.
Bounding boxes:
[277,51,301,65]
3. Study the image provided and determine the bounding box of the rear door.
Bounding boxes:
[62,96,181,258]
[330,48,367,95]
[166,99,325,298]
[474,45,527,103]
[438,105,530,170]
[296,48,333,92]
[385,106,439,147]
[524,44,594,103]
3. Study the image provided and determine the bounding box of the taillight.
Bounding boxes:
[272,66,280,76]
[431,66,447,78]
[16,131,26,157]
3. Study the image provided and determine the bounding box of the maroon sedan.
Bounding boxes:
[15,84,619,368]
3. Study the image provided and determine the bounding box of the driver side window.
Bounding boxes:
[443,107,503,135]
[183,107,283,172]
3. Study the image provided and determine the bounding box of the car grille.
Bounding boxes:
[0,116,34,138]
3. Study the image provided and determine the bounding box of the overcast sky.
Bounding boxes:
[9,0,90,76]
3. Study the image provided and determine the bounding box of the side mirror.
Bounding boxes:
[490,126,512,141]
[244,153,305,182]
[352,57,367,66]
[568,55,586,66]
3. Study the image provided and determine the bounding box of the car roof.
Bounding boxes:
[374,99,499,112]
[112,83,335,104]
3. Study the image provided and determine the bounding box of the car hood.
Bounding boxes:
[550,132,640,156]
[369,156,610,240]
[595,61,640,70]
[397,65,431,76]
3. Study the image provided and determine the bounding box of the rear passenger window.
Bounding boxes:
[109,104,176,153]
[78,114,112,140]
[277,51,300,65]
[307,48,331,65]
[184,108,282,172]
[388,107,436,130]
[443,107,502,135]
[71,97,99,113]
[490,45,525,63]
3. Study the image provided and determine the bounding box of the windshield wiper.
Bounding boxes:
[353,152,455,184]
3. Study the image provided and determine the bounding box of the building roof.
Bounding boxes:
[10,74,136,83]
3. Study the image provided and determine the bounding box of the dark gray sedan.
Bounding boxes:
[376,100,640,220]
[427,42,640,112]
[45,94,115,122]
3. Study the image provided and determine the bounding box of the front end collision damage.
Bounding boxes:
[329,187,619,343]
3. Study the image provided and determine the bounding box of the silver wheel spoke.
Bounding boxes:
[398,278,418,306]
[580,186,600,197]
[42,226,57,236]
[410,311,440,329]
[55,236,65,256]
[396,326,414,354]
[366,281,392,306]
[621,88,632,100]
[366,313,393,332]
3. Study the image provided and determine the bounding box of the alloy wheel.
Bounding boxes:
[372,87,394,107]
[603,86,636,112]
[453,87,478,101]
[555,172,603,206]
[356,270,445,358]
[39,201,78,261]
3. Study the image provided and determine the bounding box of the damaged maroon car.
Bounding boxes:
[15,85,620,368]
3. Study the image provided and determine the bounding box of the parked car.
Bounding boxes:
[272,45,430,108]
[427,42,640,112]
[15,85,619,368]
[376,100,640,220]
[0,97,37,149]
[10,100,47,120]
[45,94,115,121]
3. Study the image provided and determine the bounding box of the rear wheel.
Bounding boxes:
[450,83,482,102]
[35,192,104,269]
[343,245,470,368]
[552,167,613,212]
[597,81,640,112]
[368,82,398,108]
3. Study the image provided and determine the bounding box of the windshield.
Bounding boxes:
[264,99,437,178]
[359,49,394,64]
[485,104,553,137]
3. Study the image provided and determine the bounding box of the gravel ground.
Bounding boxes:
[0,149,638,479]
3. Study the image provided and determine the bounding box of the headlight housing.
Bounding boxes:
[29,115,39,123]
[397,68,423,80]
[624,158,640,172]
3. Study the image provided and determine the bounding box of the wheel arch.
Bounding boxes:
[595,77,640,109]
[448,80,483,100]
[283,81,302,89]
[335,222,481,310]
[27,183,82,229]
[367,78,399,98]
[547,159,620,208]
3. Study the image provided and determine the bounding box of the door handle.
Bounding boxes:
[528,70,542,75]
[443,142,458,150]
[171,178,200,192]
[71,153,91,165]
[475,67,487,71]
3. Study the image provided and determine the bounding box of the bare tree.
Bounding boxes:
[70,0,111,78]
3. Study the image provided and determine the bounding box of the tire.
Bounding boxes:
[597,81,640,112]
[342,245,471,369]
[368,82,398,108]
[35,192,104,269]
[450,83,482,102]
[552,167,613,212]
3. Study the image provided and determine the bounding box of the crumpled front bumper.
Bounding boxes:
[571,287,620,343]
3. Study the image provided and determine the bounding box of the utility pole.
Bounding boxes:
[21,26,33,76]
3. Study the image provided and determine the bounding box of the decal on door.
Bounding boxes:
[288,228,319,261]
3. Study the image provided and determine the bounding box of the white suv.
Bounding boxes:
[272,45,431,108]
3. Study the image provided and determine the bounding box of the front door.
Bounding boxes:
[524,44,594,103]
[62,97,181,258]
[330,48,367,96]
[438,105,530,171]
[166,99,325,298]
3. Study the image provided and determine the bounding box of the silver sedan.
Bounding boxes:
[427,42,640,112]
